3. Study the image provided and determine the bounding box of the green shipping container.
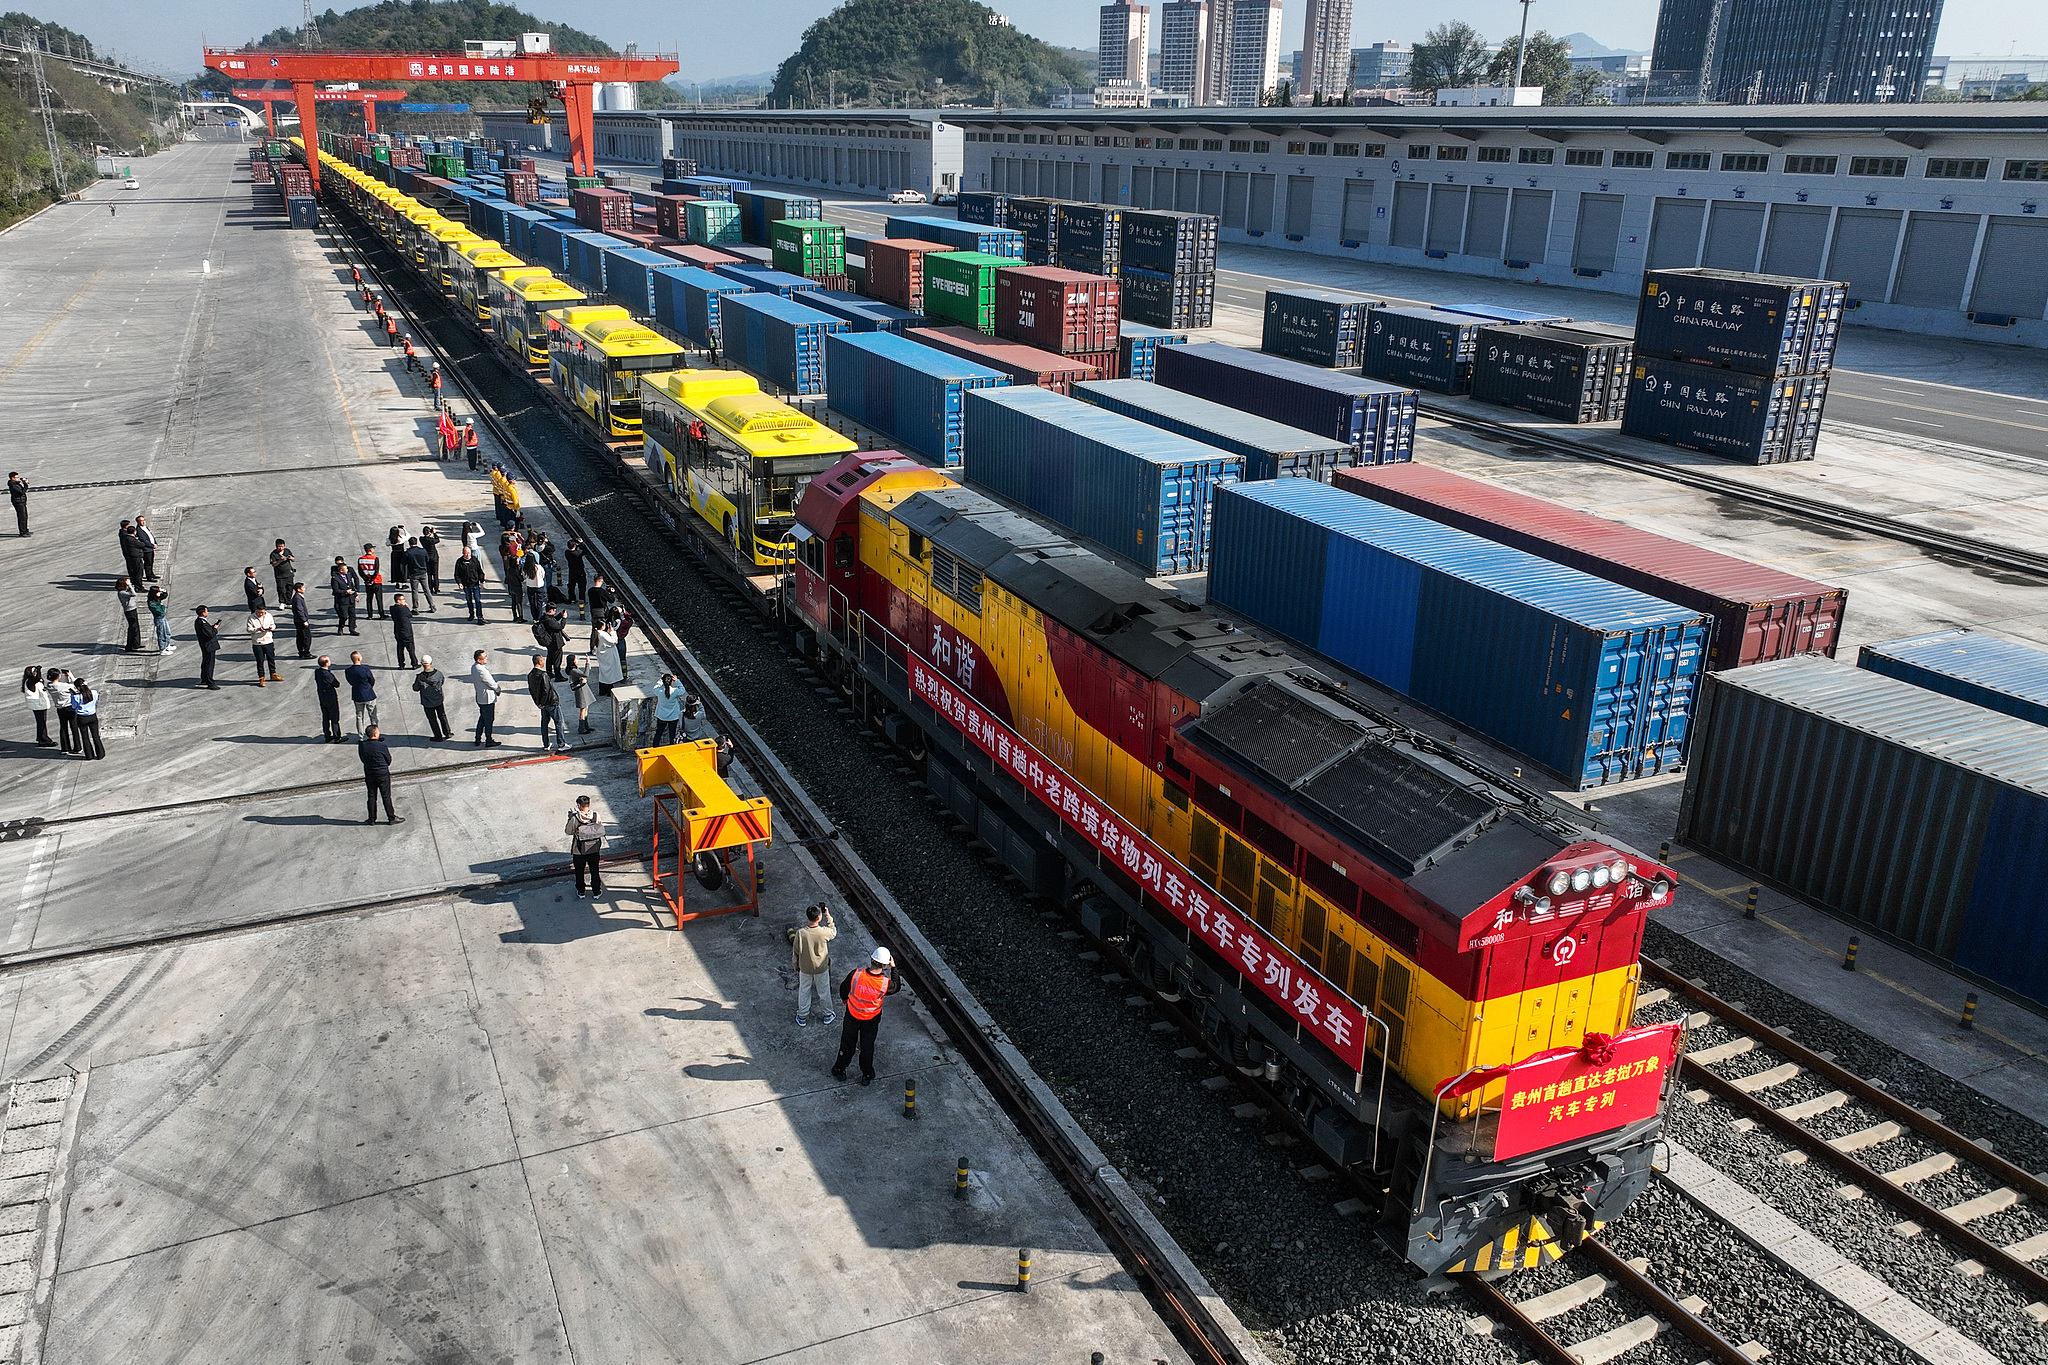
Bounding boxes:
[373,147,391,164]
[687,200,742,247]
[922,251,1008,332]
[769,218,846,279]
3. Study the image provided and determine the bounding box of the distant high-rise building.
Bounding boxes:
[1098,2,1153,87]
[1301,0,1354,102]
[1223,0,1284,105]
[1159,0,1213,104]
[1350,40,1409,89]
[1650,0,1943,103]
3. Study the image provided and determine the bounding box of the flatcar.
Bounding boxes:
[489,271,586,368]
[791,453,1683,1278]
[641,371,854,565]
[546,306,687,441]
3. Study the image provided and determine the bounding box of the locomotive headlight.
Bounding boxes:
[1591,864,1612,888]
[1547,870,1572,897]
[1570,868,1593,893]
[1610,858,1630,881]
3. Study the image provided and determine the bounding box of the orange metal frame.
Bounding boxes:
[649,794,762,925]
[234,89,407,135]
[638,739,773,928]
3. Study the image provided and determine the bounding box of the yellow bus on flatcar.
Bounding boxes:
[425,222,483,288]
[453,243,530,323]
[547,307,687,441]
[490,272,586,367]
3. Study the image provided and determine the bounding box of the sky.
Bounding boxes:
[40,0,2048,86]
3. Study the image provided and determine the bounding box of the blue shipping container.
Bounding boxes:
[562,231,615,294]
[1434,304,1572,325]
[600,246,686,319]
[720,292,845,396]
[529,221,583,275]
[1119,322,1187,382]
[674,175,747,200]
[803,290,928,334]
[826,331,1009,467]
[712,263,823,298]
[1155,343,1418,465]
[963,386,1242,575]
[653,267,753,348]
[735,189,824,245]
[1073,379,1351,482]
[1207,478,1708,788]
[1856,631,2048,728]
[884,215,1025,259]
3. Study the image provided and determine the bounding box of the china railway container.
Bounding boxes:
[1362,306,1484,395]
[1262,288,1382,369]
[711,263,822,299]
[862,239,950,312]
[994,266,1120,354]
[1856,631,2048,728]
[1676,658,2048,1005]
[736,189,823,246]
[1470,323,1634,423]
[912,326,1103,395]
[719,292,845,396]
[1331,463,1846,671]
[572,186,632,232]
[1118,269,1213,330]
[600,246,685,319]
[884,215,1025,259]
[1621,358,1827,465]
[656,243,741,269]
[287,196,319,229]
[1054,203,1122,270]
[770,218,847,281]
[922,253,1011,332]
[1209,478,1708,788]
[956,191,1010,227]
[1119,209,1217,277]
[1432,303,1570,326]
[1156,343,1417,465]
[1075,379,1351,482]
[661,156,698,180]
[1003,198,1057,260]
[653,267,752,349]
[674,175,745,200]
[686,200,741,247]
[825,331,1009,467]
[962,386,1242,575]
[1119,322,1186,382]
[802,290,926,335]
[1635,269,1847,377]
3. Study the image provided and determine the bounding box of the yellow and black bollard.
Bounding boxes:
[1017,1248,1032,1292]
[1961,992,1978,1030]
[904,1077,918,1119]
[1842,935,1860,972]
[1744,886,1759,919]
[1658,841,1670,863]
[956,1157,969,1199]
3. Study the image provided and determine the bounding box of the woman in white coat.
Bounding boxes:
[593,623,622,694]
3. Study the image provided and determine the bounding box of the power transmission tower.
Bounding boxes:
[300,0,321,48]
[26,37,67,194]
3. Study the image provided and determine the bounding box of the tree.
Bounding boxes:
[1263,79,1294,107]
[1409,22,1490,94]
[1488,31,1575,103]
[1561,68,1610,106]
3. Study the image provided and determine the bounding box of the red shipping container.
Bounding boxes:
[994,266,1122,355]
[606,229,661,248]
[911,326,1103,395]
[504,171,539,204]
[572,186,634,232]
[655,243,743,268]
[652,193,702,240]
[863,238,951,312]
[1066,347,1120,380]
[1332,463,1847,670]
[517,157,537,173]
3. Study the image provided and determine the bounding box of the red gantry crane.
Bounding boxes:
[204,38,679,192]
[233,88,410,135]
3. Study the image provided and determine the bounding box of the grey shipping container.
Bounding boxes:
[956,192,1009,227]
[1119,209,1218,276]
[1621,358,1828,464]
[1157,343,1417,465]
[1470,323,1634,423]
[1362,307,1483,395]
[1262,288,1382,369]
[1073,379,1352,482]
[962,385,1242,574]
[1676,657,2048,1007]
[1636,268,1847,377]
[1856,631,2048,728]
[1119,322,1187,382]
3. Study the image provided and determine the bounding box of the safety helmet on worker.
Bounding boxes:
[871,946,892,966]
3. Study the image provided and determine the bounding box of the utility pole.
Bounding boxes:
[828,69,837,109]
[299,0,320,48]
[1511,0,1534,92]
[27,37,66,194]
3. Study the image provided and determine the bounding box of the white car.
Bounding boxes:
[124,178,139,190]
[887,189,927,204]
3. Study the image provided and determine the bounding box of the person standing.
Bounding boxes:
[329,556,360,636]
[117,520,144,584]
[651,673,683,747]
[404,538,434,612]
[586,574,615,628]
[247,604,280,684]
[344,651,379,736]
[469,650,502,747]
[522,550,546,623]
[21,666,53,747]
[526,655,564,752]
[792,903,837,1027]
[194,607,221,689]
[358,725,403,824]
[6,471,26,536]
[49,669,77,753]
[412,656,451,741]
[499,531,526,623]
[453,547,485,624]
[357,544,385,619]
[831,947,902,1085]
[593,619,622,696]
[390,594,419,670]
[566,794,605,897]
[613,608,634,682]
[464,420,480,470]
[534,605,567,681]
[461,519,484,556]
[566,654,593,735]
[289,583,313,659]
[314,655,343,743]
[241,566,266,617]
[71,679,105,761]
[134,516,160,581]
[269,539,296,607]
[116,577,142,652]
[420,524,444,596]
[147,585,173,653]
[564,537,588,617]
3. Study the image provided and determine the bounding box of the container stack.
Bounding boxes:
[1118,210,1215,329]
[1004,198,1058,264]
[1622,268,1845,464]
[993,266,1120,376]
[921,252,1011,332]
[1053,203,1122,275]
[661,156,698,180]
[1262,288,1382,369]
[955,192,1011,227]
[863,239,952,312]
[1157,344,1417,466]
[884,215,1026,259]
[686,200,742,247]
[736,190,823,246]
[1470,323,1634,423]
[769,219,848,289]
[914,327,1105,396]
[572,186,633,232]
[1361,307,1485,395]
[826,331,1009,467]
[718,293,846,396]
[1119,322,1187,382]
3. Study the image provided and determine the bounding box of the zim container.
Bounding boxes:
[1675,657,2048,1007]
[922,252,1010,332]
[1156,343,1417,465]
[652,267,753,348]
[1469,323,1634,423]
[1331,463,1846,670]
[770,218,847,280]
[1361,306,1483,395]
[1621,358,1828,465]
[718,292,845,396]
[956,192,1010,227]
[1635,268,1847,377]
[863,239,952,312]
[1262,288,1382,369]
[962,385,1242,575]
[686,199,742,247]
[825,331,1009,466]
[712,263,823,299]
[993,266,1121,355]
[884,215,1025,259]
[1074,379,1352,482]
[736,189,823,245]
[912,326,1104,395]
[1119,322,1187,382]
[1856,631,2048,728]
[803,290,927,335]
[1207,478,1709,788]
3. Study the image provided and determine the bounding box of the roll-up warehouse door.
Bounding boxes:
[1968,217,2048,320]
[1572,193,1625,272]
[1702,200,1765,271]
[1647,197,1705,270]
[1505,189,1552,264]
[1340,179,1375,244]
[1825,208,1902,302]
[1178,169,1201,212]
[1130,167,1153,210]
[1760,204,1831,278]
[1390,181,1427,249]
[1464,186,1509,258]
[1248,175,1275,232]
[1201,171,1225,216]
[1224,172,1250,229]
[1054,162,1074,198]
[1426,185,1466,253]
[1286,176,1316,237]
[1101,164,1124,203]
[1892,212,1979,310]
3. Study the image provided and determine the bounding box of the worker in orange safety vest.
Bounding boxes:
[830,946,903,1086]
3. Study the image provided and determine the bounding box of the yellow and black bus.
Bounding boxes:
[453,243,530,324]
[424,222,483,289]
[489,272,587,368]
[547,306,687,441]
[641,371,855,566]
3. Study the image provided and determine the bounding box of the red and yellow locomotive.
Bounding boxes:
[791,454,1683,1276]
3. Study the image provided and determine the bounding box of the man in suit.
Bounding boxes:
[357,725,403,825]
[193,606,221,690]
[314,655,343,743]
[343,651,378,737]
[391,594,419,670]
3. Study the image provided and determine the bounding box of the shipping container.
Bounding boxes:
[1469,323,1633,422]
[1635,268,1847,377]
[1621,358,1828,465]
[1118,268,1214,330]
[1054,202,1122,269]
[1119,209,1218,277]
[1856,631,2048,728]
[529,220,578,275]
[1004,197,1057,258]
[956,191,1010,227]
[655,243,742,269]
[1432,303,1571,326]
[502,207,549,259]
[770,218,847,280]
[993,265,1121,355]
[1361,306,1484,395]
[652,266,753,349]
[711,263,823,298]
[736,189,823,245]
[1119,322,1187,382]
[1209,478,1708,788]
[1331,463,1846,671]
[287,196,319,229]
[911,326,1103,395]
[922,252,1011,331]
[504,170,539,203]
[1074,379,1350,482]
[1262,288,1382,369]
[651,194,698,240]
[826,331,1009,467]
[719,292,845,396]
[801,290,927,335]
[862,238,951,312]
[884,215,1025,259]
[662,156,698,180]
[963,386,1242,575]
[571,186,633,232]
[1155,343,1417,465]
[1676,658,2048,1006]
[598,246,686,319]
[562,231,615,295]
[673,175,746,201]
[686,199,741,247]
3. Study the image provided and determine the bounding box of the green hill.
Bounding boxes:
[770,0,1092,108]
[0,15,175,229]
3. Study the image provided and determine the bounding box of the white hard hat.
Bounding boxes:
[870,946,893,967]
